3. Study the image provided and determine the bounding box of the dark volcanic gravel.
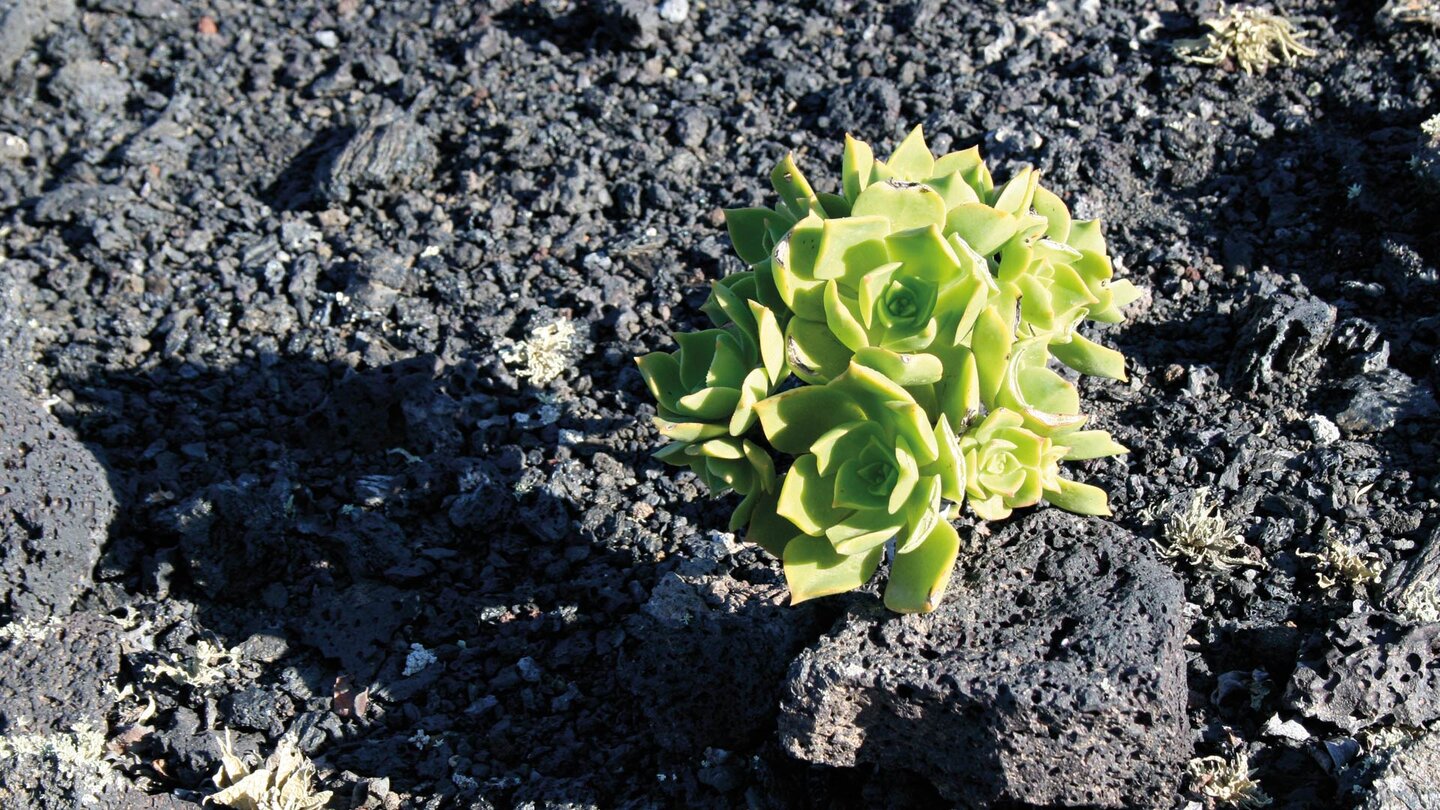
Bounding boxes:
[1,0,1438,807]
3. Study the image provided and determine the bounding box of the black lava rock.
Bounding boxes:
[779,509,1189,807]
[0,381,115,620]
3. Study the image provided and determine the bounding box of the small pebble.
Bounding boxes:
[1307,414,1340,445]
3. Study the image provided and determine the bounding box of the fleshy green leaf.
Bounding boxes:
[931,415,967,504]
[851,180,948,232]
[885,225,962,284]
[654,417,728,444]
[932,146,985,183]
[826,508,905,555]
[777,454,850,537]
[771,154,821,219]
[886,125,935,181]
[811,421,886,477]
[946,204,1020,256]
[990,166,1039,215]
[1045,478,1112,516]
[812,216,891,285]
[971,306,1012,408]
[729,366,770,436]
[1060,430,1129,460]
[783,533,883,605]
[818,192,851,218]
[1051,332,1128,381]
[772,216,829,320]
[725,207,787,265]
[1067,219,1106,254]
[785,317,854,384]
[852,347,943,386]
[635,352,685,411]
[884,519,961,613]
[1032,184,1071,243]
[746,486,798,558]
[842,134,875,204]
[824,281,870,352]
[923,172,981,209]
[749,300,788,384]
[754,385,867,455]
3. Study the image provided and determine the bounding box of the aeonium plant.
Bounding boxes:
[637,125,1138,613]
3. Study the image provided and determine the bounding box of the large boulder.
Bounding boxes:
[0,380,115,620]
[779,509,1189,807]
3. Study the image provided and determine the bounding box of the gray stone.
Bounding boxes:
[1336,369,1439,434]
[1285,613,1440,732]
[1226,291,1336,397]
[221,686,293,735]
[0,611,119,733]
[47,59,128,115]
[318,107,438,203]
[1357,731,1440,810]
[0,0,75,81]
[779,509,1188,807]
[1383,522,1440,619]
[673,106,710,149]
[0,381,115,620]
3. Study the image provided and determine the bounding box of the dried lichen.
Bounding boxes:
[1187,753,1272,809]
[209,731,333,810]
[1298,528,1384,594]
[1176,5,1317,74]
[0,723,114,799]
[1394,580,1440,623]
[500,319,581,386]
[0,616,62,644]
[139,638,235,688]
[1153,488,1258,570]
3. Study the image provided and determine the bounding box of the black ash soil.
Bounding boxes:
[0,0,1437,807]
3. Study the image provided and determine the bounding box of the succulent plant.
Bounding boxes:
[638,125,1138,612]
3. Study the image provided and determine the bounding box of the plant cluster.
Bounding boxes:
[638,126,1138,612]
[1154,488,1259,570]
[1298,525,1384,595]
[1186,753,1272,809]
[1175,4,1317,74]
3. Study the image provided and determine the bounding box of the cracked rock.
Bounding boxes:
[1285,613,1440,733]
[779,509,1188,807]
[318,106,437,203]
[1227,291,1336,397]
[1335,369,1439,434]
